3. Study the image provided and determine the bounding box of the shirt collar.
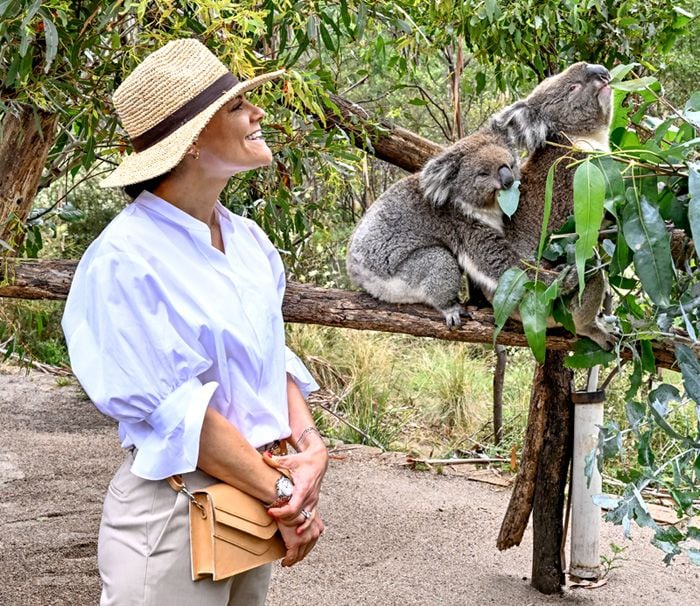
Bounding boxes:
[134,190,223,235]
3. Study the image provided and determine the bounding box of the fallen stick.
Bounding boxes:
[405,457,508,466]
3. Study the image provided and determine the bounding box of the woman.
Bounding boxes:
[62,38,328,605]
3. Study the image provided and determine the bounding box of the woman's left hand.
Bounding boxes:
[264,441,328,532]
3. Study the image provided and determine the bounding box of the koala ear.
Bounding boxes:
[420,148,461,208]
[488,101,548,153]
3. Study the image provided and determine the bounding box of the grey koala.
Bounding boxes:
[486,61,616,349]
[346,130,520,326]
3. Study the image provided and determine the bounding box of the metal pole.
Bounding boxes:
[569,386,605,579]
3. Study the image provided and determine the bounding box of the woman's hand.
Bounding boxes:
[264,441,328,528]
[273,508,325,567]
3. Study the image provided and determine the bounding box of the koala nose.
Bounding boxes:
[586,64,610,83]
[498,165,514,189]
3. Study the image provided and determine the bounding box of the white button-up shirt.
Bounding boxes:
[62,191,317,480]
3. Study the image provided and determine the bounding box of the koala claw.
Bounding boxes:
[556,265,578,295]
[579,323,618,352]
[442,305,465,328]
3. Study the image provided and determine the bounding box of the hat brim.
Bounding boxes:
[101,70,286,188]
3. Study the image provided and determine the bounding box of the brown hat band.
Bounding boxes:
[131,72,239,152]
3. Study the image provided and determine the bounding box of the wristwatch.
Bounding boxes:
[266,474,294,509]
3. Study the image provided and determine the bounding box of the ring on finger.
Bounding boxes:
[300,509,313,521]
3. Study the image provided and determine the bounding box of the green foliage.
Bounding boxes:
[489,67,700,562]
[412,0,694,91]
[0,299,68,366]
[573,160,606,295]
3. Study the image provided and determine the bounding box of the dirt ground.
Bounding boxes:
[1,365,698,606]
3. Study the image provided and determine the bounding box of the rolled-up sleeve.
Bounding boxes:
[62,252,216,480]
[285,347,319,398]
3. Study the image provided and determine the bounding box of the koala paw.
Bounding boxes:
[441,304,465,328]
[579,320,618,352]
[556,265,579,295]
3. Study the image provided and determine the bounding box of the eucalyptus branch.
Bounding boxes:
[394,83,452,140]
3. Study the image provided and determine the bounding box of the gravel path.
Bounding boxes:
[1,366,697,606]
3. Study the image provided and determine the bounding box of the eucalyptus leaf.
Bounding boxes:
[610,76,659,92]
[573,160,606,295]
[537,162,556,259]
[637,430,655,467]
[675,345,700,405]
[609,63,640,82]
[593,157,625,209]
[564,338,615,368]
[497,180,520,218]
[591,493,621,509]
[625,400,646,429]
[648,384,685,441]
[519,285,549,363]
[492,268,528,344]
[689,163,700,259]
[42,16,58,73]
[621,193,674,307]
[552,297,576,333]
[625,354,643,401]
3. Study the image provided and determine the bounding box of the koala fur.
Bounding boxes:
[346,130,519,326]
[487,62,616,349]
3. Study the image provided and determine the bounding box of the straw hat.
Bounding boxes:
[101,38,285,188]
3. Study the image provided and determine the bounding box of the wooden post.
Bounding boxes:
[530,350,573,594]
[496,352,552,551]
[569,388,605,580]
[493,344,507,445]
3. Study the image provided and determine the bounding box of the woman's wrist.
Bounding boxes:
[294,425,325,451]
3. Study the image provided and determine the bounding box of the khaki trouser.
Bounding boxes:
[98,450,271,605]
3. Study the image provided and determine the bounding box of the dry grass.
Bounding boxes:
[286,324,537,454]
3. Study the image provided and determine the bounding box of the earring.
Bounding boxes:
[188,139,200,160]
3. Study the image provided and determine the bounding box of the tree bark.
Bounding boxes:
[0,106,58,250]
[496,357,550,551]
[326,93,443,173]
[0,258,686,370]
[530,350,573,594]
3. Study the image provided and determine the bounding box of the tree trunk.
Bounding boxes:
[0,106,58,250]
[326,93,443,173]
[531,350,574,594]
[531,351,574,594]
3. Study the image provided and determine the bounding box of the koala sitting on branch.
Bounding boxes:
[346,129,520,327]
[347,61,616,350]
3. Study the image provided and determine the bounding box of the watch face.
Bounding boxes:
[277,476,294,499]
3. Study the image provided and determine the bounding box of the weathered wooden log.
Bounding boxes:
[0,258,687,370]
[531,351,573,594]
[493,344,507,445]
[495,357,551,551]
[326,93,443,173]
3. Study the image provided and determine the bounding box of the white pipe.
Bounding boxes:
[569,391,604,579]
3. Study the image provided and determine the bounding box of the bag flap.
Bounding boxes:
[214,523,282,554]
[198,483,278,539]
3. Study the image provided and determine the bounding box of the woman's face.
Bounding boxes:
[195,95,272,177]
